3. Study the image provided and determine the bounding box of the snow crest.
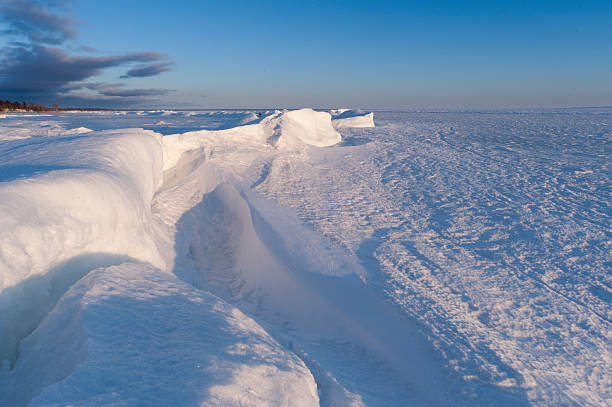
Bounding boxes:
[331,109,375,128]
[162,108,340,170]
[0,129,168,368]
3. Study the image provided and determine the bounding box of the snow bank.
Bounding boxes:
[1,263,318,407]
[276,109,341,148]
[0,129,168,365]
[0,129,167,287]
[162,109,341,170]
[331,109,375,128]
[161,122,268,171]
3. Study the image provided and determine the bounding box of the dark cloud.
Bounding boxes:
[120,62,173,78]
[0,0,175,106]
[0,0,75,45]
[99,88,169,97]
[0,45,167,96]
[75,45,96,53]
[70,83,170,98]
[52,83,172,107]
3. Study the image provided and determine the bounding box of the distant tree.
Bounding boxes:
[0,99,52,112]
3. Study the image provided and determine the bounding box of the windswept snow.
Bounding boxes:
[0,108,610,406]
[3,263,319,407]
[162,109,340,171]
[277,109,341,147]
[0,128,168,368]
[256,110,612,406]
[331,110,375,129]
[0,119,92,140]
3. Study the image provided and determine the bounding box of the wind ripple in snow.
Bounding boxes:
[255,110,612,405]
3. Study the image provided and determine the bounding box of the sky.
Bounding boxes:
[1,0,611,109]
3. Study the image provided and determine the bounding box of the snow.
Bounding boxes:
[331,110,375,129]
[161,109,340,170]
[256,110,611,405]
[2,263,318,407]
[277,108,341,147]
[0,119,92,140]
[0,128,169,369]
[0,108,610,406]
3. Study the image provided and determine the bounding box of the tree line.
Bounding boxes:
[0,100,59,112]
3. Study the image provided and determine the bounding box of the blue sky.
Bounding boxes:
[1,0,611,108]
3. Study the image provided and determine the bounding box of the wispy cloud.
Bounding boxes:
[120,62,174,78]
[53,82,172,107]
[0,0,174,106]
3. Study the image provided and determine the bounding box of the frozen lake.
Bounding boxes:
[0,109,610,406]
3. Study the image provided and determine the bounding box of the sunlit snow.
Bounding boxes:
[0,108,610,406]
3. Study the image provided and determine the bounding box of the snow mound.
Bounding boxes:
[2,263,318,407]
[162,109,341,170]
[0,129,166,287]
[0,129,168,365]
[331,109,375,128]
[62,126,92,135]
[239,112,259,124]
[276,108,341,148]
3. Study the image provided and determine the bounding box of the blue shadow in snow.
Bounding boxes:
[0,165,81,182]
[0,253,135,368]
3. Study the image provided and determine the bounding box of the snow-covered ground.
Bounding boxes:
[0,108,610,406]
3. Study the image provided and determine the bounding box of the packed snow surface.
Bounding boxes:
[0,108,610,406]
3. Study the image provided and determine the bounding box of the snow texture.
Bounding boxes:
[0,108,610,406]
[331,110,375,129]
[3,263,318,407]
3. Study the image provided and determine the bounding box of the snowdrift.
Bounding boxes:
[0,129,167,287]
[162,108,340,170]
[331,109,375,128]
[2,263,318,406]
[277,109,342,148]
[0,129,171,368]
